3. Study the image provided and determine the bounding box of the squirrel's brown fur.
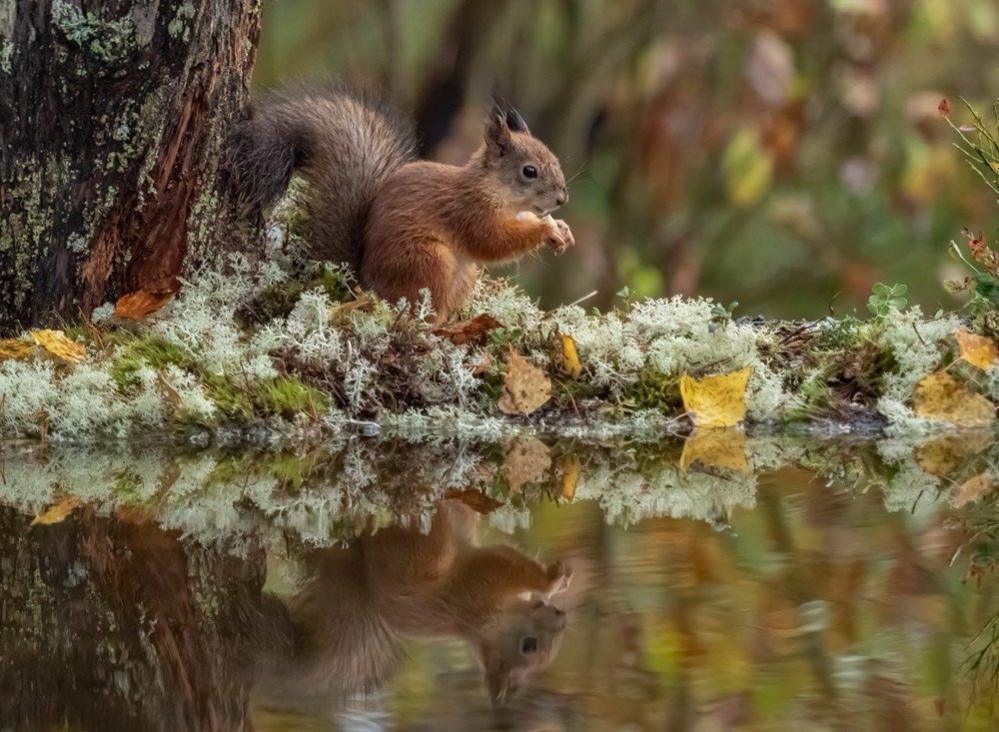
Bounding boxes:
[230,87,573,320]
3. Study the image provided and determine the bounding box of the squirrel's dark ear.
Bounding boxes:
[485,104,513,158]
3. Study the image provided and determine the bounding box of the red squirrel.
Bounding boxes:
[230,87,574,321]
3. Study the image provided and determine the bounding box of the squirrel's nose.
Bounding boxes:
[555,190,568,207]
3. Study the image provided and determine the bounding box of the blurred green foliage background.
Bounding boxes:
[254,0,999,318]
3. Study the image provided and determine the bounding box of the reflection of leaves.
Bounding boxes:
[504,437,551,492]
[0,339,35,361]
[679,367,751,428]
[30,329,85,363]
[560,455,581,500]
[31,497,82,526]
[956,329,998,369]
[954,472,993,508]
[498,349,551,416]
[916,433,990,477]
[867,282,908,317]
[680,428,749,472]
[444,488,502,514]
[914,372,994,427]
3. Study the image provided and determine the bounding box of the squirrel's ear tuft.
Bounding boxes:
[491,95,530,135]
[485,104,513,158]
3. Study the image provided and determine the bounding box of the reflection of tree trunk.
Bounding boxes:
[0,507,265,731]
[0,0,261,334]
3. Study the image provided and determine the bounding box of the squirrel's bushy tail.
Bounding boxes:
[229,85,416,268]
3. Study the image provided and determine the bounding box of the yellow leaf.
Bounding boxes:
[0,338,35,361]
[30,329,85,363]
[679,367,752,428]
[956,329,998,369]
[954,472,994,508]
[31,496,82,526]
[504,437,551,492]
[722,130,774,207]
[680,428,749,472]
[498,349,552,416]
[913,371,994,427]
[559,334,582,378]
[560,455,581,500]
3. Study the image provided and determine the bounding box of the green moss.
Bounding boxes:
[203,373,254,419]
[252,376,329,419]
[623,368,683,412]
[111,336,195,390]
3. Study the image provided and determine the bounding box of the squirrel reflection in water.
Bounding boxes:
[251,498,574,705]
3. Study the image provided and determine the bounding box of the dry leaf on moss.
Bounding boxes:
[679,367,751,428]
[954,472,994,508]
[31,496,82,526]
[913,371,994,427]
[504,436,551,492]
[0,339,35,361]
[559,334,582,378]
[680,428,749,472]
[560,455,581,500]
[30,330,85,363]
[115,290,174,321]
[433,314,501,345]
[498,349,551,416]
[956,329,998,369]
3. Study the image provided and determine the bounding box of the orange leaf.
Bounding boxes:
[115,290,174,321]
[433,314,501,345]
[31,496,82,526]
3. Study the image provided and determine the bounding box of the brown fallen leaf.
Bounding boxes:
[433,314,501,345]
[680,428,749,472]
[0,338,35,361]
[30,329,85,363]
[560,455,581,500]
[954,472,994,508]
[913,371,994,427]
[956,329,999,370]
[498,349,552,416]
[559,334,582,378]
[329,294,375,319]
[504,436,552,492]
[679,367,752,428]
[114,289,174,321]
[31,496,82,526]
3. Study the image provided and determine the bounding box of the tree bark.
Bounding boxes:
[0,0,261,334]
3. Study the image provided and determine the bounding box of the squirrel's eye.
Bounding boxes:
[522,165,538,180]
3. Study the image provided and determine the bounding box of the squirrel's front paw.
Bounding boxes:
[545,218,575,254]
[545,559,574,595]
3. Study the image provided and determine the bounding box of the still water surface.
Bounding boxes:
[2,435,998,730]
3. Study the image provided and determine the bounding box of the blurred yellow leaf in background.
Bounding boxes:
[680,367,752,428]
[913,371,994,426]
[30,330,85,363]
[956,329,998,369]
[723,130,774,207]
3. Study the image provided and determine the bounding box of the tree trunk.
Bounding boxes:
[0,0,261,334]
